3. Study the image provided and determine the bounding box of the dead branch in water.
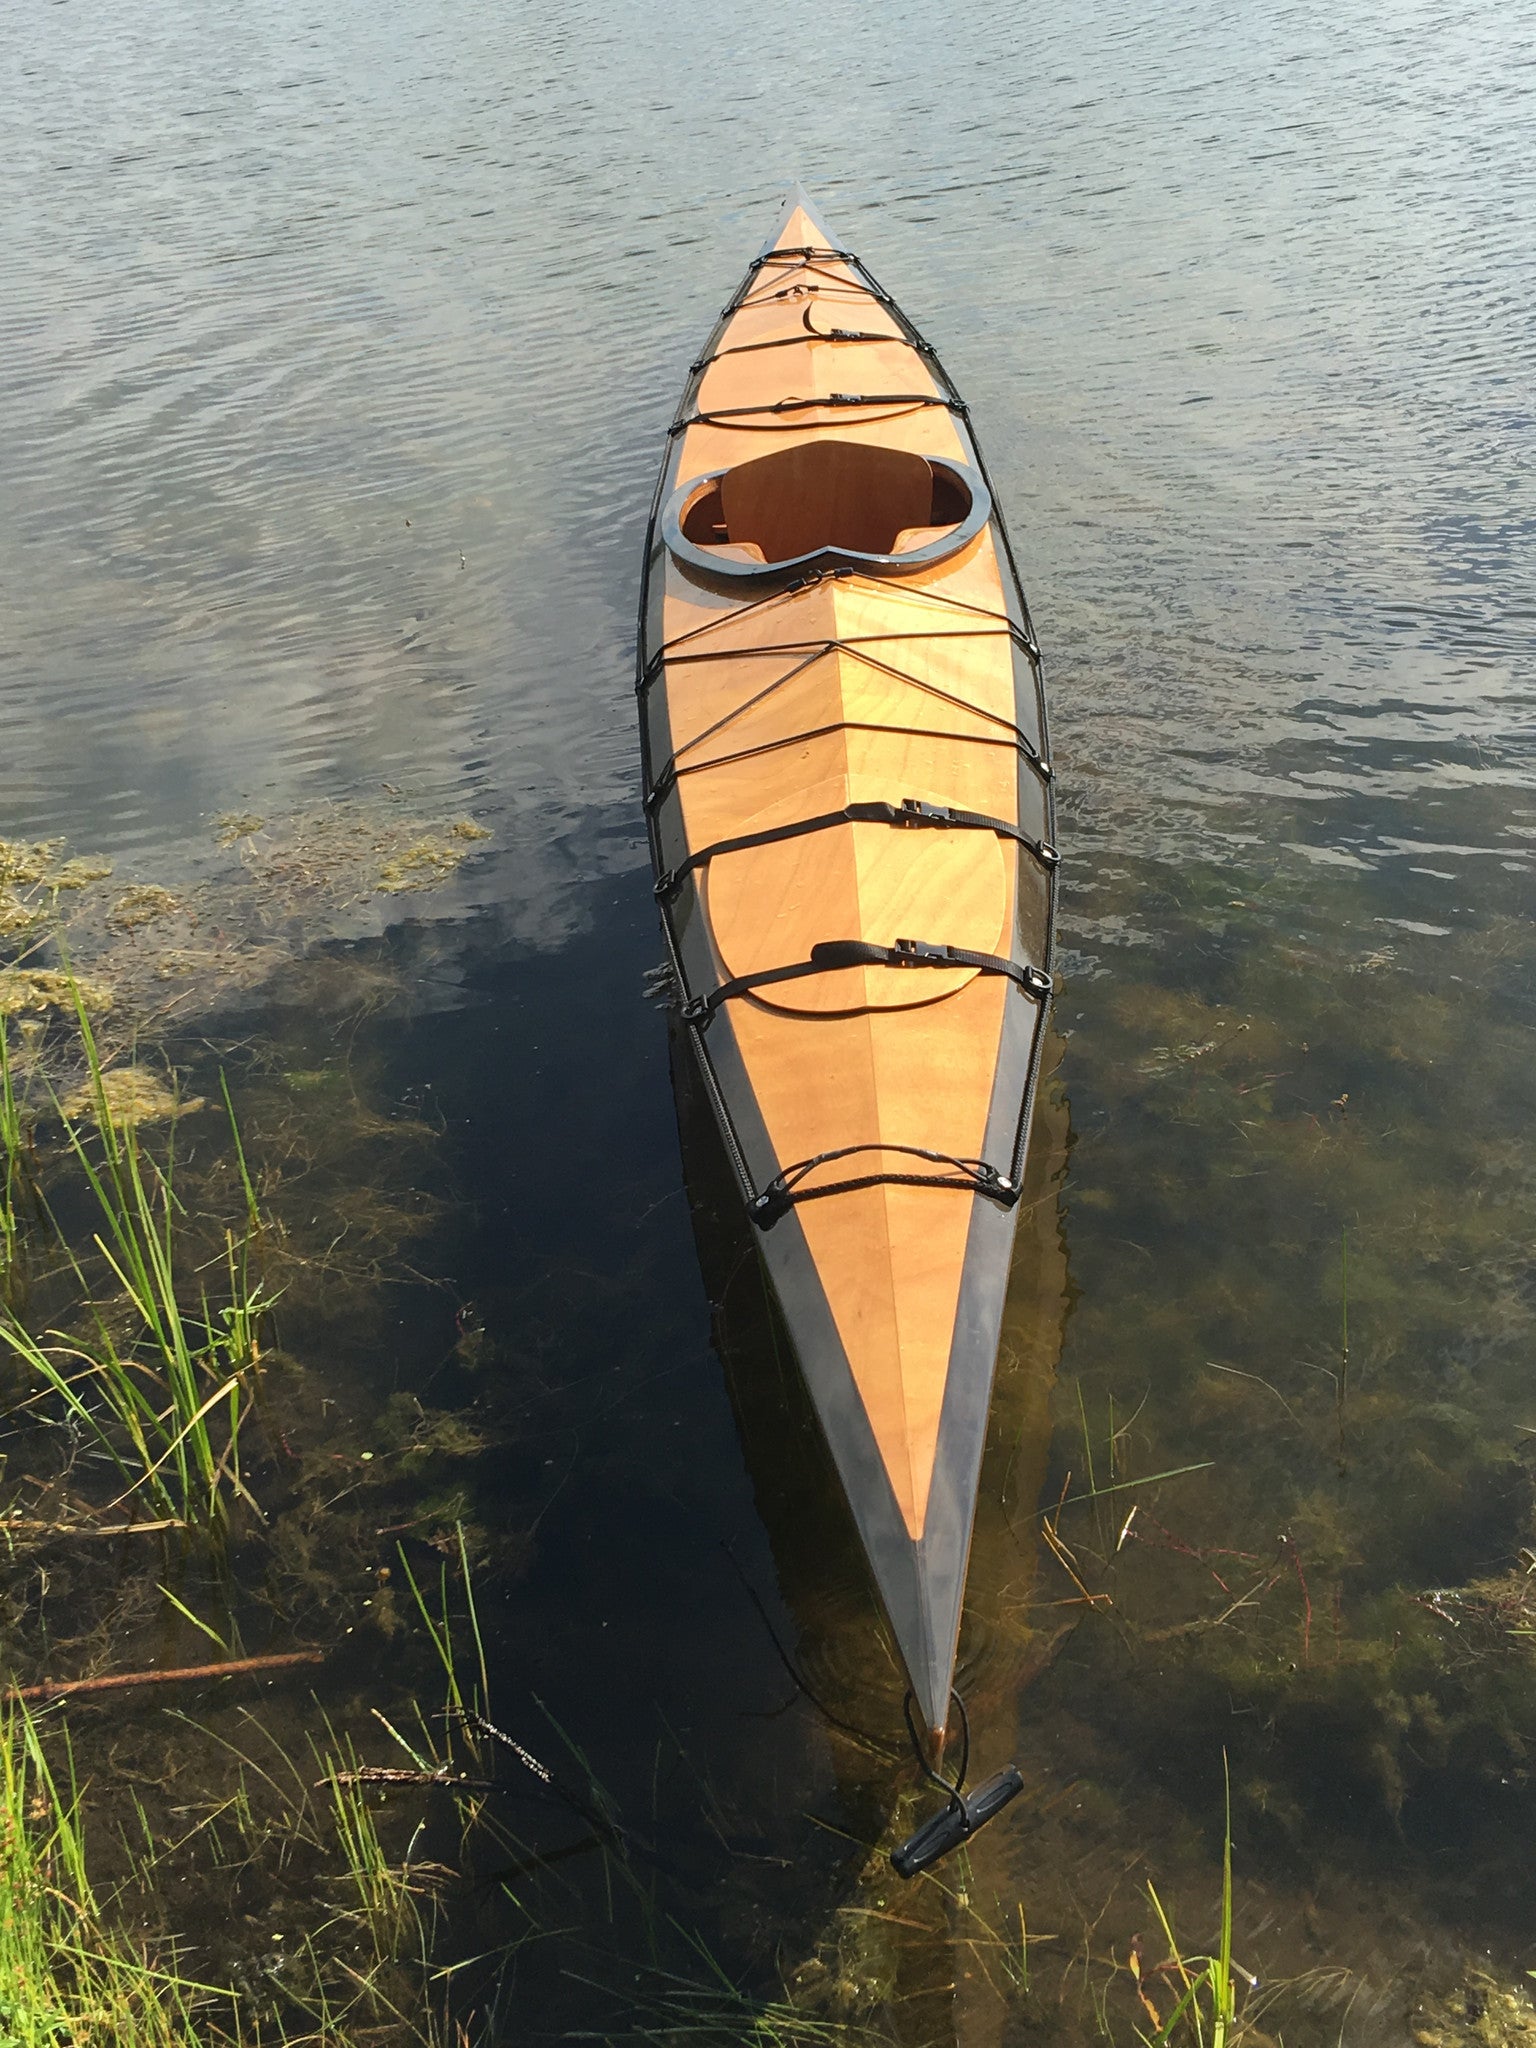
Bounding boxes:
[6,1648,324,1703]
[3,1515,188,1538]
[318,1764,497,1791]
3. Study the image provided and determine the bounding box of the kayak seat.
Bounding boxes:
[890,525,956,555]
[664,447,991,582]
[697,540,768,565]
[718,442,940,562]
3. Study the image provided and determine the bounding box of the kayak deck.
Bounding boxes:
[639,189,1057,1739]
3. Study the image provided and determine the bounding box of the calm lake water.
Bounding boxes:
[5,0,1536,2039]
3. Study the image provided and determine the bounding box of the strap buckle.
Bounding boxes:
[892,937,951,965]
[897,798,949,826]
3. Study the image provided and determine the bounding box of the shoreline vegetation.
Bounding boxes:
[2,820,1535,2044]
[0,817,502,2044]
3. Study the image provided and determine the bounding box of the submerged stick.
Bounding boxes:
[2,1516,188,1538]
[318,1764,497,1791]
[6,1648,323,1703]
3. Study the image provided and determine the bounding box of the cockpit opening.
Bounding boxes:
[679,440,971,563]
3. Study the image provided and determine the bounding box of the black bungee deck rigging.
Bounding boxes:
[637,201,1057,1237]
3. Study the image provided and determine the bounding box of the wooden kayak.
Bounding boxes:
[638,187,1058,1744]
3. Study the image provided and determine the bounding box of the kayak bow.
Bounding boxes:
[639,186,1058,1744]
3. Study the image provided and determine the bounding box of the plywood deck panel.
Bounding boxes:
[639,188,1056,1740]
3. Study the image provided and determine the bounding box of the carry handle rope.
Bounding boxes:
[747,1142,1020,1229]
[891,1688,1025,1880]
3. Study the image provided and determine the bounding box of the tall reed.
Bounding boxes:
[3,1696,460,2046]
[0,1699,221,2046]
[1136,1756,1245,2048]
[0,1015,30,1298]
[0,983,277,1527]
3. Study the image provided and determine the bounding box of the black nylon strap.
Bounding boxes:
[681,937,1053,1027]
[655,797,1058,900]
[689,305,936,374]
[670,393,964,436]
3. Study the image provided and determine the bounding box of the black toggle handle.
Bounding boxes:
[890,1765,1025,1879]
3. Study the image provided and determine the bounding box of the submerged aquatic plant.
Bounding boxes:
[0,965,113,1018]
[0,889,45,941]
[0,838,64,888]
[108,883,182,932]
[622,1935,896,2048]
[377,841,468,893]
[59,1063,205,1126]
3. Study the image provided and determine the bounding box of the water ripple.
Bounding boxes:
[2,0,1532,940]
